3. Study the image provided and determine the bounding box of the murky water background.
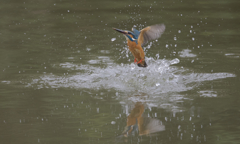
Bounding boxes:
[0,0,240,144]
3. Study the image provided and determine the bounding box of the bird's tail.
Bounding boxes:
[137,61,147,67]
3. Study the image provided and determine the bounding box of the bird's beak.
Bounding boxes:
[113,28,128,35]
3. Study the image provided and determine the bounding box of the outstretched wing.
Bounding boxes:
[138,24,165,46]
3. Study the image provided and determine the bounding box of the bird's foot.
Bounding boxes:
[137,59,143,64]
[134,59,137,63]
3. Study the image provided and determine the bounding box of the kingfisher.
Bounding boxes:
[113,24,165,67]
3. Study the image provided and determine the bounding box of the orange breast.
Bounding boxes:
[127,40,145,62]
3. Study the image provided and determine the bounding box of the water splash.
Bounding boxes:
[5,57,233,111]
[25,57,235,96]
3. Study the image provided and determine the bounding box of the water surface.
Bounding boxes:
[0,0,240,144]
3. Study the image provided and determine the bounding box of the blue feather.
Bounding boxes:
[132,28,140,38]
[125,29,140,44]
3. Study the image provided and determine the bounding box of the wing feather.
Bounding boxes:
[138,24,165,46]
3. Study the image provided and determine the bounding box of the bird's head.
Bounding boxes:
[113,28,137,43]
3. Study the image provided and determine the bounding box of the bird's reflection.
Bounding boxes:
[119,102,165,139]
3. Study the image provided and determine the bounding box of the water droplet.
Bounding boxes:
[111,38,116,41]
[156,83,160,86]
[131,64,135,70]
[170,58,180,65]
[111,121,116,124]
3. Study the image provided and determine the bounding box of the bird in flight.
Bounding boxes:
[113,24,165,67]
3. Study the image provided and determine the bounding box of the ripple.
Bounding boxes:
[179,49,197,57]
[225,53,240,58]
[198,90,217,97]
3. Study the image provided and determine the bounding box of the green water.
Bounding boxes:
[0,0,240,144]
